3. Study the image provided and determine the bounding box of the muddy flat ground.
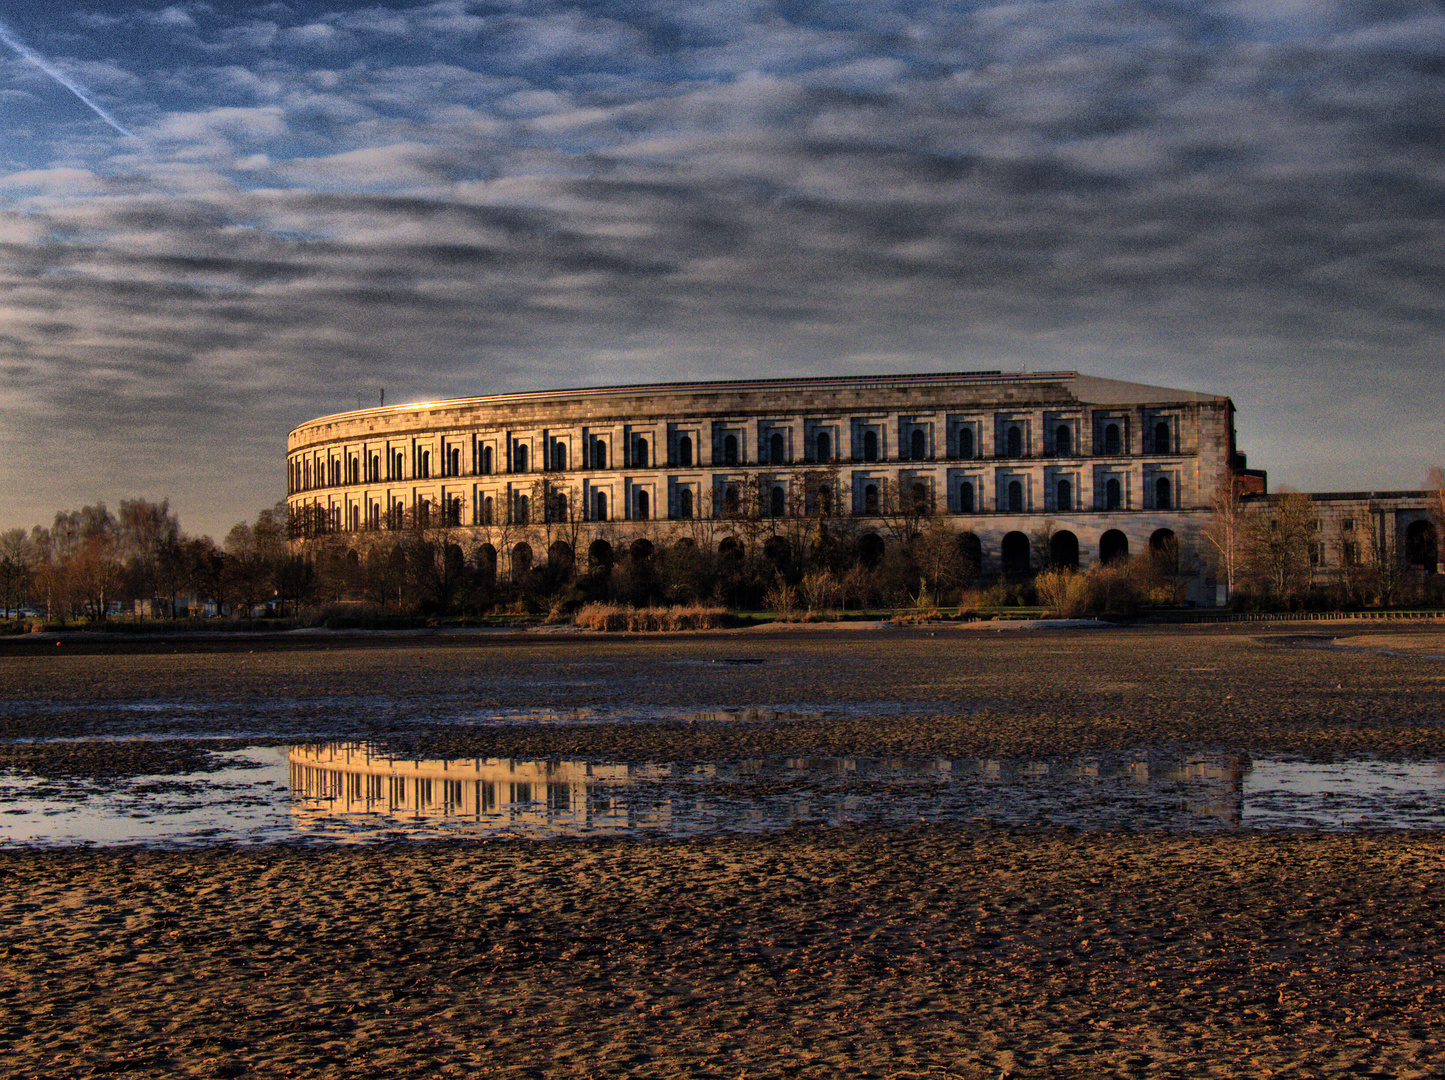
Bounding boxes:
[2,622,1444,1077]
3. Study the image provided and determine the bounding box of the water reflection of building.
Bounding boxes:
[288,743,676,832]
[288,743,1253,836]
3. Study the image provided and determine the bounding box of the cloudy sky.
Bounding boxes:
[1,0,1441,539]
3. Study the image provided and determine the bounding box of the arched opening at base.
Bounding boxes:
[1149,528,1179,574]
[1050,530,1080,570]
[1101,529,1129,565]
[511,542,533,577]
[858,532,885,568]
[548,541,575,579]
[1405,520,1439,572]
[588,539,614,571]
[1001,531,1030,579]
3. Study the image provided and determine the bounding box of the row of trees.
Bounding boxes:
[0,501,318,623]
[2,468,1440,623]
[1205,471,1445,609]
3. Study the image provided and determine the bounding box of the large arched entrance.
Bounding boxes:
[956,532,983,582]
[548,541,575,579]
[1001,531,1030,579]
[588,539,613,571]
[476,543,497,586]
[1050,530,1080,569]
[859,532,885,568]
[763,535,791,571]
[1405,520,1439,572]
[511,542,533,577]
[1100,530,1129,565]
[1149,528,1179,574]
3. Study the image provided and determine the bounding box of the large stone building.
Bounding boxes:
[287,369,1257,601]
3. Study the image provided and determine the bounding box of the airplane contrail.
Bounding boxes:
[0,18,133,138]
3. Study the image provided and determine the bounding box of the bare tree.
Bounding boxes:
[0,528,36,618]
[119,498,182,616]
[1245,488,1317,602]
[1203,472,1247,603]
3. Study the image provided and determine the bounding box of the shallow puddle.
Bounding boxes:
[2,742,1442,847]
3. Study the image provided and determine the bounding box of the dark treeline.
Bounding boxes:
[2,474,1441,626]
[0,499,314,623]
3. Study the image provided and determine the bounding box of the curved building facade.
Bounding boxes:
[287,370,1241,600]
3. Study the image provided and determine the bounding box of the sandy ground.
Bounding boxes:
[3,623,1445,1077]
[3,829,1443,1078]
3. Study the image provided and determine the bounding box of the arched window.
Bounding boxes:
[910,482,928,512]
[678,434,693,467]
[482,496,494,525]
[594,492,607,522]
[769,432,785,465]
[816,431,831,461]
[817,483,833,516]
[863,483,879,515]
[514,443,528,473]
[370,454,380,482]
[863,430,878,462]
[636,490,649,520]
[724,434,738,465]
[1104,423,1121,455]
[549,492,567,522]
[420,450,431,479]
[678,487,693,520]
[482,446,493,475]
[770,486,785,517]
[1106,477,1122,510]
[959,481,975,513]
[634,437,648,468]
[910,429,926,461]
[1057,478,1072,510]
[1008,480,1024,513]
[449,447,460,476]
[959,427,974,459]
[1007,425,1023,458]
[1154,420,1171,454]
[394,451,405,480]
[515,494,529,525]
[1155,476,1172,510]
[553,443,567,471]
[723,484,740,516]
[1055,425,1071,456]
[593,441,607,469]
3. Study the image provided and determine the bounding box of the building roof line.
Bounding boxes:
[293,369,1079,431]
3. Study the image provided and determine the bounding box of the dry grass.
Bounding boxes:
[572,602,731,632]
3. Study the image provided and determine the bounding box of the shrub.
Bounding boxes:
[572,602,730,632]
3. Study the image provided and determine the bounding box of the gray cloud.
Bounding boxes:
[0,0,1441,536]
